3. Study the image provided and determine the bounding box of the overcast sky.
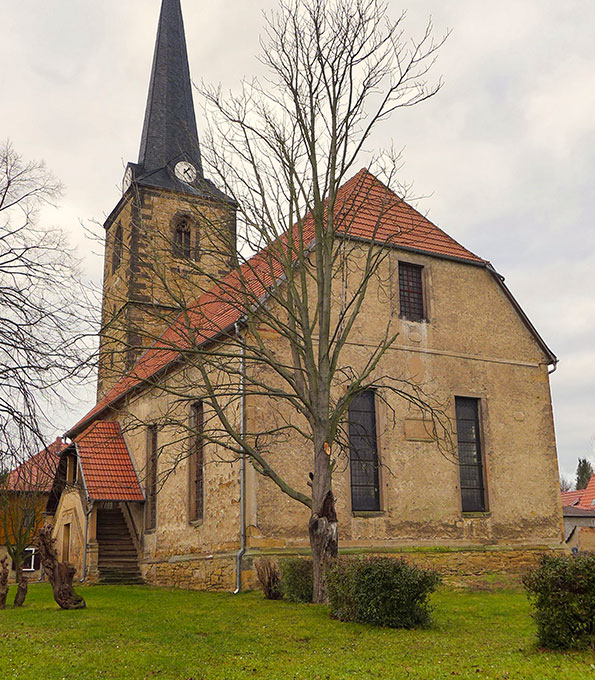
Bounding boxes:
[1,0,593,480]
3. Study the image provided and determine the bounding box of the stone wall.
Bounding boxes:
[98,184,236,398]
[143,551,236,591]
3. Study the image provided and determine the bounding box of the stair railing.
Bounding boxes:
[120,502,142,556]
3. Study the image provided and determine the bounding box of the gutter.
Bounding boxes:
[234,322,247,594]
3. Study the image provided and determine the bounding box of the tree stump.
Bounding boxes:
[13,568,28,607]
[35,525,86,610]
[0,557,8,610]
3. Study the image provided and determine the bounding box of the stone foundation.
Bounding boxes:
[142,552,236,591]
[140,543,567,592]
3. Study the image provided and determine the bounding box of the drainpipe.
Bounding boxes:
[81,500,94,583]
[548,358,559,375]
[234,322,247,594]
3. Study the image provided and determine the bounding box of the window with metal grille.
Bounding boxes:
[189,402,204,521]
[455,397,486,512]
[398,262,425,321]
[349,390,380,512]
[145,425,158,530]
[173,217,192,259]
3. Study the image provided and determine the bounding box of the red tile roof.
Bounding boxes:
[334,169,484,263]
[561,489,583,507]
[5,438,66,492]
[68,169,486,437]
[561,475,595,511]
[75,421,144,502]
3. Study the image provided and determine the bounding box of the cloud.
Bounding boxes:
[1,0,593,479]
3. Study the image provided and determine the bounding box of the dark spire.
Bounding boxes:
[137,0,203,183]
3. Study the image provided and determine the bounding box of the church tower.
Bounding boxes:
[98,0,236,398]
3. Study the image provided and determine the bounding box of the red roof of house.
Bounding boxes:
[67,169,486,437]
[5,438,66,492]
[74,421,144,502]
[561,475,595,511]
[561,489,583,506]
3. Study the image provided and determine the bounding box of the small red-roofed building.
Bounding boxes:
[561,476,595,549]
[0,437,65,581]
[47,0,565,588]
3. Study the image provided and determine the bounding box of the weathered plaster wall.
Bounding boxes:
[113,351,244,587]
[248,247,563,552]
[97,241,562,591]
[51,489,87,580]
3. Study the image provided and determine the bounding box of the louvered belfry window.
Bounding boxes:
[173,217,192,259]
[398,262,425,321]
[189,401,204,521]
[455,397,486,512]
[349,391,380,512]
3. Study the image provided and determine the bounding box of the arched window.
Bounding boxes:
[173,216,192,259]
[112,222,123,273]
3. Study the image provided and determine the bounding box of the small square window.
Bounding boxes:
[398,262,425,321]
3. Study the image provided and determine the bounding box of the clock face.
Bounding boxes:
[123,167,133,192]
[174,161,197,184]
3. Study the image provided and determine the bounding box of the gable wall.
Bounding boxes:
[248,245,562,549]
[102,242,562,589]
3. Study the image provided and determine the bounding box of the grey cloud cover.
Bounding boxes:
[1,0,593,478]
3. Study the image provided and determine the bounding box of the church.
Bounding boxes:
[46,0,564,590]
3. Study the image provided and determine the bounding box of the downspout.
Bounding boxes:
[81,500,94,583]
[548,358,559,375]
[234,322,247,594]
[75,443,93,584]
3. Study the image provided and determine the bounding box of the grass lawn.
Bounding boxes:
[1,584,594,679]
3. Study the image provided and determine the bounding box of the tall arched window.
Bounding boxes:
[173,216,193,259]
[112,222,123,273]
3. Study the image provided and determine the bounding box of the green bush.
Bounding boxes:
[523,553,595,650]
[326,556,441,628]
[279,557,313,603]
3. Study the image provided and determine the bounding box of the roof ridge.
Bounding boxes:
[68,169,488,436]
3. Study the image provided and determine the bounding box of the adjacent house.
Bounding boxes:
[561,476,595,551]
[0,438,64,581]
[46,0,565,589]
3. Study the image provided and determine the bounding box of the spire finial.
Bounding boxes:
[137,0,203,183]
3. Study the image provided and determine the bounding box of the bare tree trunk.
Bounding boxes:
[35,526,86,610]
[13,566,28,607]
[309,434,338,606]
[0,557,8,610]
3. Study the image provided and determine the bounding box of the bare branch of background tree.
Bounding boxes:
[0,140,96,455]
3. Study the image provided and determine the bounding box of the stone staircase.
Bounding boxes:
[97,507,144,585]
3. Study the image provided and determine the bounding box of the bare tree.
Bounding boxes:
[559,475,573,493]
[0,140,95,456]
[0,557,8,610]
[0,141,95,605]
[101,0,450,602]
[35,525,86,610]
[0,435,61,607]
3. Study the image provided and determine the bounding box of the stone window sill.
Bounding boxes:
[189,519,204,528]
[352,511,385,518]
[462,512,491,519]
